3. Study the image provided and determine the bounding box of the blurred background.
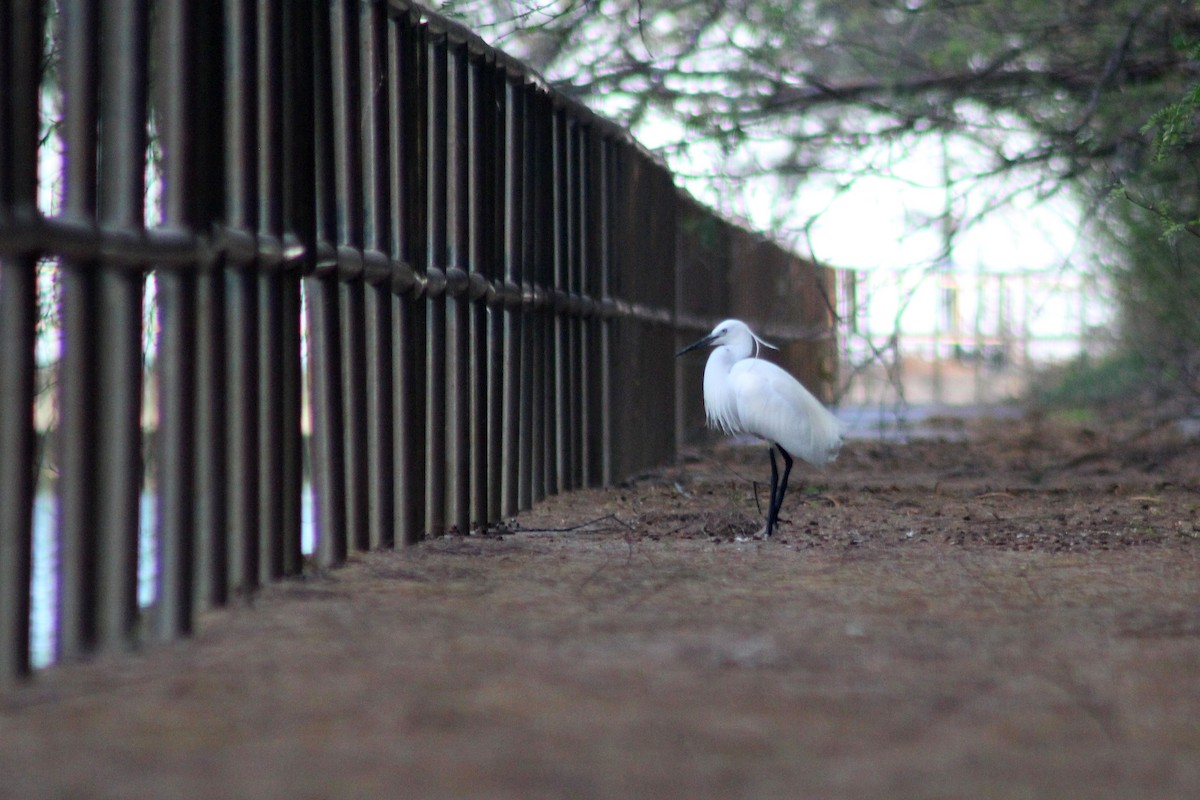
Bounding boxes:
[436,0,1200,416]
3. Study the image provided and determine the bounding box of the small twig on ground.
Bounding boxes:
[509,513,636,535]
[513,512,655,573]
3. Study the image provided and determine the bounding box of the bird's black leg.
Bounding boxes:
[765,445,780,537]
[768,446,795,537]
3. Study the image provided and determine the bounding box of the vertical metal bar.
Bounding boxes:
[155,275,198,639]
[425,30,448,538]
[673,201,685,460]
[330,0,369,553]
[588,127,604,489]
[661,173,679,471]
[256,0,285,583]
[535,98,553,501]
[526,89,545,503]
[392,296,424,544]
[650,167,679,473]
[518,84,537,509]
[195,267,228,608]
[95,0,148,650]
[306,270,346,568]
[387,11,423,545]
[485,278,503,524]
[445,39,470,535]
[155,0,224,642]
[277,270,305,575]
[391,295,422,544]
[551,108,571,494]
[467,52,491,531]
[590,133,607,486]
[310,0,347,568]
[575,122,590,487]
[56,0,102,661]
[484,65,506,526]
[518,262,535,509]
[0,0,41,683]
[425,298,447,537]
[278,0,314,576]
[361,0,394,550]
[0,248,36,680]
[256,273,284,579]
[500,76,523,517]
[57,0,148,657]
[225,0,260,595]
[567,119,583,491]
[599,137,614,486]
[614,151,635,481]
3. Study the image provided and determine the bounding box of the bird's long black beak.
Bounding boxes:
[676,332,717,358]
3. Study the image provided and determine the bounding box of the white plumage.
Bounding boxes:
[678,319,842,537]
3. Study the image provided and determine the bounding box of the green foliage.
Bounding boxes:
[1028,351,1149,411]
[1133,34,1200,239]
[1142,39,1200,164]
[1142,87,1200,164]
[1091,188,1200,403]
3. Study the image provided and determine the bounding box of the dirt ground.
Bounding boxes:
[3,411,1199,799]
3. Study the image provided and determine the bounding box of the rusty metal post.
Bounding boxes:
[0,0,42,684]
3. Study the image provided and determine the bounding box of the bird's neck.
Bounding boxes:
[707,345,739,372]
[703,347,742,434]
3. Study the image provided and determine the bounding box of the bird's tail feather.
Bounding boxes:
[798,395,843,468]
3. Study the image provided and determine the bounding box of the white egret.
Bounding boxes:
[677,319,842,538]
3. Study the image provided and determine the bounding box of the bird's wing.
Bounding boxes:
[730,359,843,467]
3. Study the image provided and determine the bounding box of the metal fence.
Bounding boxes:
[0,0,837,684]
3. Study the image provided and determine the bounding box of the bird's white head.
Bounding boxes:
[675,319,778,361]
